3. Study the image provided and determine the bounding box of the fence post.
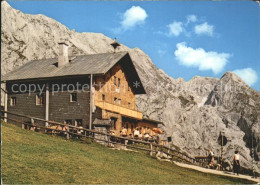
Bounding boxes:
[124,138,127,147]
[171,150,174,163]
[160,145,163,158]
[92,132,95,141]
[4,90,8,123]
[150,143,153,156]
[107,135,110,147]
[66,126,69,140]
[45,83,49,128]
[31,118,35,131]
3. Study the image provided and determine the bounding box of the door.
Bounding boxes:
[110,117,117,130]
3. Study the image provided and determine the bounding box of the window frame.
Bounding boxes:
[75,119,83,127]
[10,97,16,106]
[70,93,77,102]
[36,94,44,105]
[65,119,72,125]
[118,78,121,87]
[114,76,117,86]
[114,97,117,104]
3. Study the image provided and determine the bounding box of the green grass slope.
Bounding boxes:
[2,122,254,184]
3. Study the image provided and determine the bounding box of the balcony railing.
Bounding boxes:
[95,101,143,120]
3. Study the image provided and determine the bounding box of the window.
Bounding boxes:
[10,97,16,106]
[114,76,117,86]
[75,119,83,127]
[114,97,117,104]
[102,94,105,101]
[128,102,131,108]
[118,99,121,105]
[70,93,77,102]
[36,94,44,105]
[118,78,121,87]
[65,119,72,125]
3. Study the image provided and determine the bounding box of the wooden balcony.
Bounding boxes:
[95,101,143,120]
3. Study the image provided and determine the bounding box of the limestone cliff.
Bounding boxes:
[1,1,259,173]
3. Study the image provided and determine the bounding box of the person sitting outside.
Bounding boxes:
[138,132,143,140]
[110,130,115,136]
[77,126,84,135]
[144,133,150,141]
[134,128,140,139]
[151,135,157,142]
[47,124,57,134]
[63,125,69,132]
[121,127,127,137]
[56,125,62,131]
[56,125,63,135]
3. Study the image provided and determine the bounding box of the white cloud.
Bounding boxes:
[186,14,197,24]
[174,42,230,74]
[233,68,258,86]
[121,6,148,30]
[167,21,184,36]
[194,22,214,36]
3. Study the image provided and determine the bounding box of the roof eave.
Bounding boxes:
[142,118,164,125]
[3,74,93,83]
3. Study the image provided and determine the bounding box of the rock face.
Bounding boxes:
[1,1,260,173]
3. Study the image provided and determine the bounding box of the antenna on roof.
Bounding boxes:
[110,38,120,53]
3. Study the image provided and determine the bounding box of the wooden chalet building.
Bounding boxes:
[2,41,163,136]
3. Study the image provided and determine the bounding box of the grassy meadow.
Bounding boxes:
[2,121,255,184]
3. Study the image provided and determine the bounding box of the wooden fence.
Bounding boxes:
[194,156,221,168]
[2,110,207,167]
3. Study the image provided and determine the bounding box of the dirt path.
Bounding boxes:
[174,161,260,183]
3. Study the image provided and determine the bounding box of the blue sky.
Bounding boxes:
[8,1,260,91]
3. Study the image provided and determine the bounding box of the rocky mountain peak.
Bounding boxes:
[2,1,13,11]
[220,71,247,87]
[2,1,260,173]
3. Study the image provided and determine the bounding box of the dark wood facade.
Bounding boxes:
[6,76,93,128]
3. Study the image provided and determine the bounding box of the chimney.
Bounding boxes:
[110,38,120,53]
[58,42,69,67]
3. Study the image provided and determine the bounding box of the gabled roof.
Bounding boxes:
[2,51,146,94]
[3,52,127,81]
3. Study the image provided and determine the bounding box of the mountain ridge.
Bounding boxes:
[1,1,260,173]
